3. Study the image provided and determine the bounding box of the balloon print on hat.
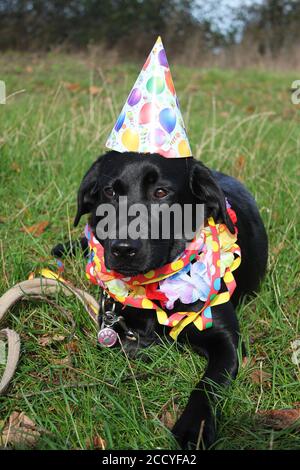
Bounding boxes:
[122,129,139,151]
[150,128,166,147]
[139,102,155,125]
[158,49,169,68]
[146,76,165,94]
[127,88,141,106]
[165,70,175,95]
[114,111,125,131]
[159,108,176,134]
[143,54,151,70]
[178,139,191,157]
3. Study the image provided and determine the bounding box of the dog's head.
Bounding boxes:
[74,151,234,275]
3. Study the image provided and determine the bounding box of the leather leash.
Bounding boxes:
[0,277,99,396]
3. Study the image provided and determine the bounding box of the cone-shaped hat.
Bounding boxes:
[106,37,192,158]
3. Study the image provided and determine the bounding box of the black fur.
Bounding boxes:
[52,151,268,449]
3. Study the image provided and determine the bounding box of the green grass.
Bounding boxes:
[0,52,299,450]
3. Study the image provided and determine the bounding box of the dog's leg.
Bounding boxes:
[172,302,240,449]
[51,236,88,258]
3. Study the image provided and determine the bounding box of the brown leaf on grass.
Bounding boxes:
[21,220,49,237]
[25,66,33,73]
[250,368,272,385]
[160,404,180,430]
[246,105,255,113]
[291,339,300,366]
[241,356,251,368]
[93,435,106,449]
[51,356,72,366]
[52,334,66,342]
[65,340,79,353]
[249,331,267,344]
[242,354,267,369]
[186,84,198,93]
[0,216,6,224]
[65,82,81,92]
[86,435,106,450]
[256,408,300,430]
[38,334,66,347]
[235,154,246,171]
[38,335,53,347]
[89,85,102,96]
[160,411,176,429]
[0,411,41,448]
[272,241,285,257]
[11,162,21,173]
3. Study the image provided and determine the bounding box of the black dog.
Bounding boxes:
[53,151,268,449]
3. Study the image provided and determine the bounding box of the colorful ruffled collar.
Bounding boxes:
[85,210,241,340]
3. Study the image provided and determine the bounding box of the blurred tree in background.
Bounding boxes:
[0,0,199,51]
[0,0,299,66]
[240,0,300,57]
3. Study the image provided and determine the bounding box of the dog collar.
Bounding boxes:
[85,211,241,340]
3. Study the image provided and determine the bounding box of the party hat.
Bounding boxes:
[106,37,192,158]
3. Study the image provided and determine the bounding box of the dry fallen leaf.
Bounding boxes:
[250,368,272,385]
[0,411,40,448]
[11,162,21,173]
[160,411,176,429]
[256,408,300,430]
[235,154,246,171]
[52,356,72,366]
[65,340,79,353]
[160,404,179,430]
[241,356,251,368]
[38,334,66,347]
[25,66,33,73]
[93,435,106,449]
[38,335,52,347]
[21,220,49,237]
[89,85,102,96]
[291,339,300,367]
[186,84,198,93]
[65,82,81,92]
[242,354,267,369]
[272,241,285,257]
[246,105,255,113]
[86,435,106,450]
[52,334,66,342]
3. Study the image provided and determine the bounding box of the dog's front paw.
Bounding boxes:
[172,402,216,450]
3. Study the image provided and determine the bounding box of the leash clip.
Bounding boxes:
[97,290,139,346]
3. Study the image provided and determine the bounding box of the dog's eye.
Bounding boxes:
[103,186,115,197]
[154,188,168,199]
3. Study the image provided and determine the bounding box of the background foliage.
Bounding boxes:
[1,1,300,67]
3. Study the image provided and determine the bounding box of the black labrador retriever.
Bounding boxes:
[52,151,268,449]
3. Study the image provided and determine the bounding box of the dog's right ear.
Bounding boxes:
[189,159,235,234]
[74,159,102,227]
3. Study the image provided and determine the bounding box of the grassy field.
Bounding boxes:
[0,52,299,450]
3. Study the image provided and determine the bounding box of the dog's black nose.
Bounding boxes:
[111,240,141,259]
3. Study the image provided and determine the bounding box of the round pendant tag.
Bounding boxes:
[97,327,118,348]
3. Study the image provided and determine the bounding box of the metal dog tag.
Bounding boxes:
[97,327,118,348]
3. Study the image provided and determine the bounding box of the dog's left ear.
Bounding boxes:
[189,160,235,233]
[74,158,102,227]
